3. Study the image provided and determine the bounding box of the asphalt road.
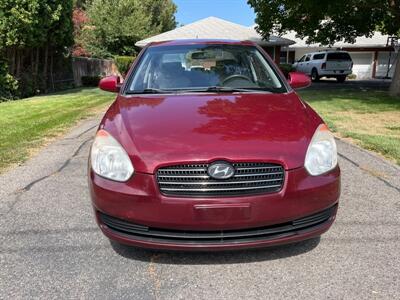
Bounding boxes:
[1,117,399,299]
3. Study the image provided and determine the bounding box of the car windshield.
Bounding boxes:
[127,44,286,94]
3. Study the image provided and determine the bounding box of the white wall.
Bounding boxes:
[376,52,397,78]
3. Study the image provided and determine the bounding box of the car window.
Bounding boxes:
[127,44,286,93]
[313,54,325,60]
[305,55,311,62]
[327,52,352,61]
[298,55,306,63]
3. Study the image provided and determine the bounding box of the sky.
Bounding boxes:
[174,0,256,27]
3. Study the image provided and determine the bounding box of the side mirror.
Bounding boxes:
[99,76,121,93]
[288,72,311,89]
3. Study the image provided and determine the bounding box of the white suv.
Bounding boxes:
[293,51,353,82]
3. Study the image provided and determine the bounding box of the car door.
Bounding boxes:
[302,54,312,74]
[294,55,306,72]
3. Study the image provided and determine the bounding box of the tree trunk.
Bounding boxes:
[43,44,49,92]
[389,55,400,97]
[34,48,40,90]
[15,49,21,79]
[35,48,39,76]
[31,49,34,72]
[50,48,54,91]
[10,47,16,76]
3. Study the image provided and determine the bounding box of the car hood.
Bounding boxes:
[102,92,319,174]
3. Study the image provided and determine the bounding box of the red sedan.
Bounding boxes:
[89,40,340,251]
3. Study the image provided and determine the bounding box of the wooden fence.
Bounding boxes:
[72,57,119,86]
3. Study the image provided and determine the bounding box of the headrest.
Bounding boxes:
[160,62,184,73]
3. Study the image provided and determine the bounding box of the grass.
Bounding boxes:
[298,88,400,165]
[0,88,115,173]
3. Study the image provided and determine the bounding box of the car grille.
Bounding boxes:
[99,205,336,245]
[156,162,285,197]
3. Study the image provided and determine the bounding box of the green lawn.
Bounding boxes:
[0,88,115,172]
[298,88,400,165]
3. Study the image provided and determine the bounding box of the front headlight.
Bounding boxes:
[304,124,338,176]
[90,129,134,182]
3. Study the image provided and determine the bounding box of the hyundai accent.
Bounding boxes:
[89,40,340,251]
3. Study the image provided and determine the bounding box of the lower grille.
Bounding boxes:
[99,205,336,245]
[157,162,285,197]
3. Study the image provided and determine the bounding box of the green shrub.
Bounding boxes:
[279,63,295,78]
[348,73,357,80]
[81,75,101,86]
[114,56,135,76]
[0,58,19,102]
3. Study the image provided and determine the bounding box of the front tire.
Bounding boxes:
[311,68,320,82]
[336,75,346,83]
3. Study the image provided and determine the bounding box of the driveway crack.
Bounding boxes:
[4,137,93,215]
[65,124,98,140]
[338,152,400,193]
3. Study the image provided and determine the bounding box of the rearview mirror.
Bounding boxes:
[99,76,121,93]
[288,72,311,89]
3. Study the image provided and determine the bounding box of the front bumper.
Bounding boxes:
[89,166,340,251]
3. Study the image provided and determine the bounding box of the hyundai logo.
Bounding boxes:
[207,162,235,179]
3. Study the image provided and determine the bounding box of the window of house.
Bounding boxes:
[280,51,288,64]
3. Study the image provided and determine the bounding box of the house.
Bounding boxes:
[136,17,397,80]
[280,31,398,79]
[135,17,295,65]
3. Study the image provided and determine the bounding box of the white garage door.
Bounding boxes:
[349,52,373,79]
[376,52,397,78]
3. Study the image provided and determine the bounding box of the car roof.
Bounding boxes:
[147,39,257,48]
[306,50,350,55]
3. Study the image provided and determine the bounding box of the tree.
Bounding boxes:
[143,0,177,33]
[81,0,176,58]
[72,7,90,56]
[248,0,400,96]
[0,0,74,97]
[73,0,89,9]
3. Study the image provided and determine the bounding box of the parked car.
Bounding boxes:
[89,40,340,251]
[293,50,353,82]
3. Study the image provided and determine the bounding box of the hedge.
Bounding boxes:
[0,58,19,102]
[279,63,296,78]
[81,75,101,87]
[114,56,135,76]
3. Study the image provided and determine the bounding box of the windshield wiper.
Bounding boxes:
[127,86,281,95]
[178,86,275,93]
[206,86,251,93]
[127,88,171,94]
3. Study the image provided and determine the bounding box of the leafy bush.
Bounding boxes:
[81,75,101,86]
[114,56,135,76]
[348,73,357,80]
[279,63,295,78]
[0,59,19,101]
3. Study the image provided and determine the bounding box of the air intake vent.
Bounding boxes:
[99,205,336,244]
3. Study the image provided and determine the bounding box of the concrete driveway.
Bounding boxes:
[1,117,399,299]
